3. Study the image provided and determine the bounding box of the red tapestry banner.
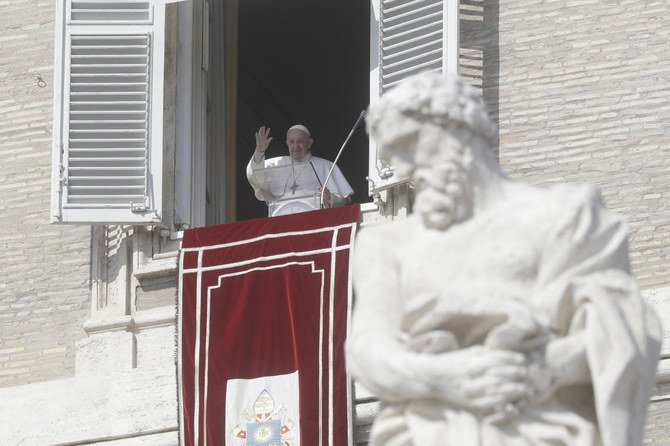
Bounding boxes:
[178,205,360,446]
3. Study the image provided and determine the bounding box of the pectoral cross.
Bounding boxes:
[289,181,298,195]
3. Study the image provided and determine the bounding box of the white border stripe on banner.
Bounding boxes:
[328,229,339,445]
[318,260,326,446]
[182,245,351,274]
[193,249,204,446]
[203,287,212,446]
[178,249,186,444]
[181,223,355,253]
[345,223,358,446]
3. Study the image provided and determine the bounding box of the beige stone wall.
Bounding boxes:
[469,0,670,290]
[0,0,91,387]
[460,2,670,443]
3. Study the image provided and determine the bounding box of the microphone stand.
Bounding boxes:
[320,110,367,208]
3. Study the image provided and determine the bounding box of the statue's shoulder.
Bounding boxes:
[499,182,611,237]
[545,182,607,216]
[549,182,601,201]
[520,182,624,241]
[514,182,605,214]
[356,216,419,246]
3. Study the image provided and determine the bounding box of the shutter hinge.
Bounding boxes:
[375,158,394,180]
[53,142,64,221]
[379,167,394,180]
[131,201,148,213]
[59,163,68,186]
[57,143,66,185]
[375,163,394,180]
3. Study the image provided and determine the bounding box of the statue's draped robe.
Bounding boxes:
[349,184,661,446]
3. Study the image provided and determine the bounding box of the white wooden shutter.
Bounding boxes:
[367,0,459,194]
[51,0,165,223]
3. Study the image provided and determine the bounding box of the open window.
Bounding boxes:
[227,0,460,220]
[230,0,372,222]
[51,0,166,223]
[51,0,460,226]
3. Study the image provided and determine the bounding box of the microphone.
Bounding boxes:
[320,110,367,208]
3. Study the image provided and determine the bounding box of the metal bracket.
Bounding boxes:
[375,158,394,180]
[373,192,386,208]
[379,166,393,179]
[130,201,148,213]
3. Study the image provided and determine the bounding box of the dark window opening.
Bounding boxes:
[235,0,371,221]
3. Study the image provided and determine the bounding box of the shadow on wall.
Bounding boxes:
[460,0,500,159]
[92,225,133,310]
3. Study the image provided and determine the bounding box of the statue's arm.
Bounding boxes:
[347,228,430,402]
[527,332,590,406]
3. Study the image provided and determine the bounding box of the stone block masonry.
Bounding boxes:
[0,0,91,387]
[484,0,670,291]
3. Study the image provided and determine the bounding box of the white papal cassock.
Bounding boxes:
[247,151,354,217]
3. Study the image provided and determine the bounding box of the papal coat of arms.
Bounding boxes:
[231,389,297,446]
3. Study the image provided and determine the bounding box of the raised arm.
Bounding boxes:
[255,126,272,154]
[246,126,275,202]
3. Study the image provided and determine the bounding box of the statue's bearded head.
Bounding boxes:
[366,73,499,230]
[412,155,474,230]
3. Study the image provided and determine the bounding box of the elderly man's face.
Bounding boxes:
[286,129,313,161]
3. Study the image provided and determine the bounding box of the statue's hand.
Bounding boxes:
[522,333,589,407]
[523,359,559,407]
[431,346,530,415]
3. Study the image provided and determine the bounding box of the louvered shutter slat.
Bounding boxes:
[69,166,145,171]
[69,148,145,153]
[70,1,151,22]
[384,34,442,56]
[382,21,442,44]
[383,9,442,29]
[387,41,442,63]
[69,157,144,164]
[71,121,146,126]
[69,176,142,183]
[69,138,145,142]
[383,48,442,71]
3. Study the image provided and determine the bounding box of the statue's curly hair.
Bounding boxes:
[366,72,498,149]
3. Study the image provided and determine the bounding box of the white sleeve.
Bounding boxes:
[326,163,354,200]
[246,151,274,202]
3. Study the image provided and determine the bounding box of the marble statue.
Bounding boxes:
[346,73,662,446]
